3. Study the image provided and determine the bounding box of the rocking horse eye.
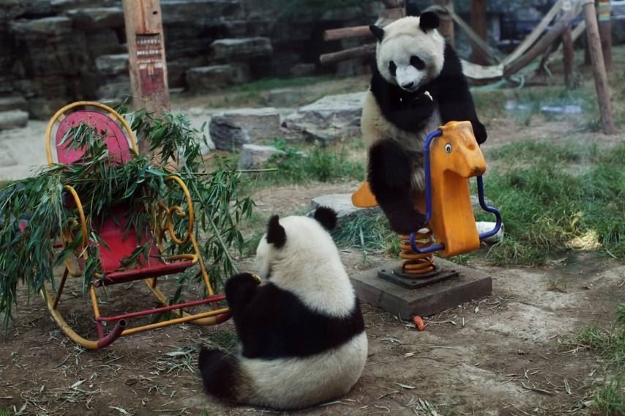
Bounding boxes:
[444,143,452,153]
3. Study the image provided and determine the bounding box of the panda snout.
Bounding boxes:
[401,81,415,89]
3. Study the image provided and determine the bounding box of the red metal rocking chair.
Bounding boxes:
[42,101,230,350]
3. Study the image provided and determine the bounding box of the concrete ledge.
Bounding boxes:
[350,258,493,319]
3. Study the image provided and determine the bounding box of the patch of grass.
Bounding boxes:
[331,209,397,255]
[487,140,588,164]
[248,140,365,188]
[477,140,625,266]
[566,304,625,414]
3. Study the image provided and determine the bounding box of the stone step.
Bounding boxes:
[0,96,27,112]
[95,53,129,76]
[0,110,28,131]
[210,37,273,60]
[186,64,250,92]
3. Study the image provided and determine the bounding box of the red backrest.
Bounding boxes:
[55,111,133,165]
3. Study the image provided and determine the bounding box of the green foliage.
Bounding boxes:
[251,140,365,187]
[331,209,397,255]
[0,108,253,328]
[478,141,625,266]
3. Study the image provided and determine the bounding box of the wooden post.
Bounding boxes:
[433,0,454,47]
[122,0,170,152]
[583,0,617,134]
[471,0,488,65]
[597,0,612,71]
[562,0,575,87]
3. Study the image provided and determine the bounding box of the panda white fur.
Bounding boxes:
[362,11,488,235]
[197,207,368,410]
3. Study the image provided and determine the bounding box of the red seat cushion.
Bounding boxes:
[93,207,194,286]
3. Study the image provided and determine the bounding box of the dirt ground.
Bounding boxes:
[2,59,625,415]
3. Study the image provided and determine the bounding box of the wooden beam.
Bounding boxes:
[319,44,376,66]
[324,25,371,42]
[598,0,612,71]
[562,25,574,86]
[470,0,488,65]
[502,0,563,66]
[503,4,581,77]
[562,0,574,87]
[122,0,170,119]
[582,0,617,134]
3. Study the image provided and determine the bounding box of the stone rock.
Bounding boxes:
[320,6,362,22]
[261,87,312,108]
[0,96,28,112]
[186,65,250,92]
[161,0,244,25]
[51,0,116,10]
[287,92,366,127]
[95,54,128,76]
[211,108,281,142]
[65,7,124,30]
[208,116,251,151]
[282,92,366,143]
[0,110,28,130]
[310,193,375,220]
[289,63,316,77]
[28,98,68,120]
[9,16,73,38]
[96,81,131,100]
[167,56,209,89]
[1,0,55,22]
[237,144,285,170]
[210,37,272,61]
[85,29,125,61]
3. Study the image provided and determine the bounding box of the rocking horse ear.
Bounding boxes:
[266,215,286,249]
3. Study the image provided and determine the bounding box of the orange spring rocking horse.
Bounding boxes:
[352,120,502,277]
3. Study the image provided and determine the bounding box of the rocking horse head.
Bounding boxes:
[430,121,486,179]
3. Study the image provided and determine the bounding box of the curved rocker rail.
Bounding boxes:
[42,101,232,350]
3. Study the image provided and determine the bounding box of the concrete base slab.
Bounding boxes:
[350,258,493,319]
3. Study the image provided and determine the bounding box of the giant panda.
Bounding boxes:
[197,207,368,411]
[361,11,488,235]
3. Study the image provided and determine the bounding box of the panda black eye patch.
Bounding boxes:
[410,56,426,70]
[389,61,397,76]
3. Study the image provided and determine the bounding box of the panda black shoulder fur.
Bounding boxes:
[197,207,368,410]
[362,11,488,235]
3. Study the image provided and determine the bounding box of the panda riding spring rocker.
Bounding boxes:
[352,12,502,284]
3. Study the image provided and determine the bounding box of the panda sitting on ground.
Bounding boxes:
[197,207,368,411]
[361,11,488,235]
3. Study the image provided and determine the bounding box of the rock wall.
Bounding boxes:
[0,0,379,121]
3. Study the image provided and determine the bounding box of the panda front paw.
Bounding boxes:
[225,273,261,309]
[409,93,435,115]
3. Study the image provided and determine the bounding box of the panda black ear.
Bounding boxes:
[313,206,338,231]
[266,215,286,249]
[419,11,440,32]
[369,24,384,42]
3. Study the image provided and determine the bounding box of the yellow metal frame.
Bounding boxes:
[41,101,230,350]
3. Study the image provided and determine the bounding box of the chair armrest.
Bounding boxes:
[158,175,195,246]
